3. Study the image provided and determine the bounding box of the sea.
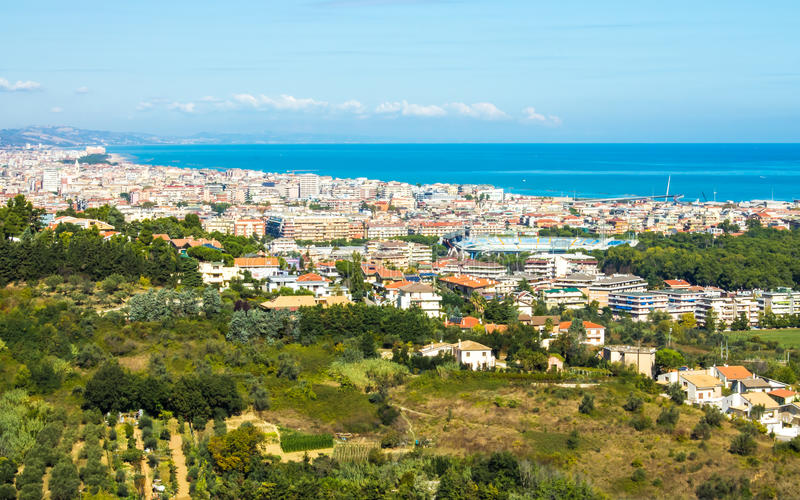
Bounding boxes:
[108,143,800,202]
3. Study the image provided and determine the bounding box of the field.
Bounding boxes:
[726,328,800,348]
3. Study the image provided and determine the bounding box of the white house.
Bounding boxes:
[234,256,281,281]
[198,261,240,289]
[452,339,495,370]
[558,321,606,346]
[396,283,443,318]
[296,273,331,297]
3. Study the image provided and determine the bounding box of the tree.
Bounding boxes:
[83,361,131,412]
[49,457,80,500]
[202,286,222,318]
[207,424,265,474]
[729,432,756,456]
[622,392,643,412]
[578,395,594,415]
[655,349,685,373]
[0,195,45,238]
[667,383,686,405]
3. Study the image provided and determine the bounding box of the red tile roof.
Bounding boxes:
[297,273,329,283]
[716,365,752,380]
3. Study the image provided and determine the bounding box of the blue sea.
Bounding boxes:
[109,144,800,202]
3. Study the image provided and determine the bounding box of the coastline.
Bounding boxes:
[108,143,800,203]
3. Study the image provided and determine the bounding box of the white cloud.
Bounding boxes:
[136,101,155,111]
[447,102,509,120]
[75,86,90,94]
[521,107,562,126]
[50,106,63,113]
[337,99,367,114]
[168,101,196,113]
[0,77,41,92]
[233,93,328,111]
[522,106,546,122]
[375,100,446,117]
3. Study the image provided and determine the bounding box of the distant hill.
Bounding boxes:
[0,126,380,147]
[0,126,173,147]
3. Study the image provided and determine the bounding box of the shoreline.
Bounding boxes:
[106,144,800,204]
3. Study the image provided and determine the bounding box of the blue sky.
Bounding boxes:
[1,1,798,142]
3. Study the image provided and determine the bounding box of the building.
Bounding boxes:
[366,222,408,239]
[42,167,60,193]
[439,275,498,296]
[452,339,496,370]
[601,345,656,377]
[396,283,443,318]
[269,237,299,254]
[267,215,351,241]
[558,320,606,346]
[542,288,586,310]
[679,373,723,404]
[49,215,114,231]
[298,174,320,199]
[758,288,800,316]
[260,295,317,311]
[608,291,668,321]
[198,261,240,289]
[658,289,702,320]
[296,272,331,297]
[586,274,648,306]
[714,365,753,388]
[696,294,758,328]
[234,256,280,280]
[234,218,266,237]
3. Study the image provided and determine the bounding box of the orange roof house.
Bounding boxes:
[234,256,279,268]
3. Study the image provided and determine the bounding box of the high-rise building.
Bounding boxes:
[42,168,60,193]
[298,174,320,199]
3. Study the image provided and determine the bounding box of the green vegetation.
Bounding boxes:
[279,429,333,453]
[599,224,800,289]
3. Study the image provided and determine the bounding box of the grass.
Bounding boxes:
[330,358,409,390]
[726,328,800,348]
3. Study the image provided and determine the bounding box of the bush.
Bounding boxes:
[631,468,646,483]
[667,383,686,405]
[692,421,711,440]
[0,484,16,500]
[657,406,680,431]
[578,395,594,415]
[623,393,643,412]
[630,414,652,431]
[729,433,756,456]
[701,406,723,427]
[566,430,580,450]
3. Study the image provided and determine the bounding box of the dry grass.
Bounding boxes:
[392,378,797,499]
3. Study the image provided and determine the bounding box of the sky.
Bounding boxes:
[1,0,799,142]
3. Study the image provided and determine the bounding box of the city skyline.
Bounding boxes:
[2,1,799,142]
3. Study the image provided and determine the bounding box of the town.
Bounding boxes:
[3,145,800,499]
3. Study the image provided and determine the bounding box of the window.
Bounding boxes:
[482,352,487,357]
[466,352,470,357]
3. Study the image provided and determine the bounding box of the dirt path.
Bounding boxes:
[134,426,153,499]
[168,419,191,500]
[396,405,434,418]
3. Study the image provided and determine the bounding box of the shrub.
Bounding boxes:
[578,395,594,415]
[692,421,711,440]
[630,414,652,431]
[667,383,686,405]
[566,430,580,450]
[631,468,646,483]
[623,393,643,412]
[729,433,756,456]
[657,406,680,431]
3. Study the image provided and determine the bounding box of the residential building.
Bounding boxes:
[198,261,240,289]
[601,345,656,377]
[439,275,498,296]
[396,283,443,318]
[679,373,723,404]
[558,320,605,346]
[608,291,669,321]
[234,218,266,237]
[452,339,496,370]
[542,287,586,310]
[586,274,648,306]
[714,365,753,388]
[233,256,280,280]
[758,288,800,316]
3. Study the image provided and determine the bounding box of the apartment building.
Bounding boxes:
[759,288,800,316]
[396,283,443,318]
[234,218,266,237]
[587,274,648,307]
[608,291,669,321]
[267,215,351,241]
[696,294,759,328]
[366,222,408,239]
[542,287,586,310]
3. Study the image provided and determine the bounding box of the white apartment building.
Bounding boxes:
[396,283,443,318]
[759,289,800,316]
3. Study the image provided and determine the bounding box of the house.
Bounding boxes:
[513,291,536,316]
[234,256,280,280]
[679,373,723,404]
[769,389,797,405]
[452,339,495,370]
[664,279,691,289]
[731,377,773,394]
[296,273,331,297]
[50,215,114,231]
[518,315,560,334]
[558,321,606,346]
[740,392,781,422]
[439,275,498,296]
[542,288,586,310]
[601,345,656,377]
[714,365,753,388]
[316,295,352,308]
[260,295,317,311]
[418,342,454,357]
[198,261,239,289]
[445,316,482,330]
[547,354,564,372]
[383,280,413,303]
[396,283,443,318]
